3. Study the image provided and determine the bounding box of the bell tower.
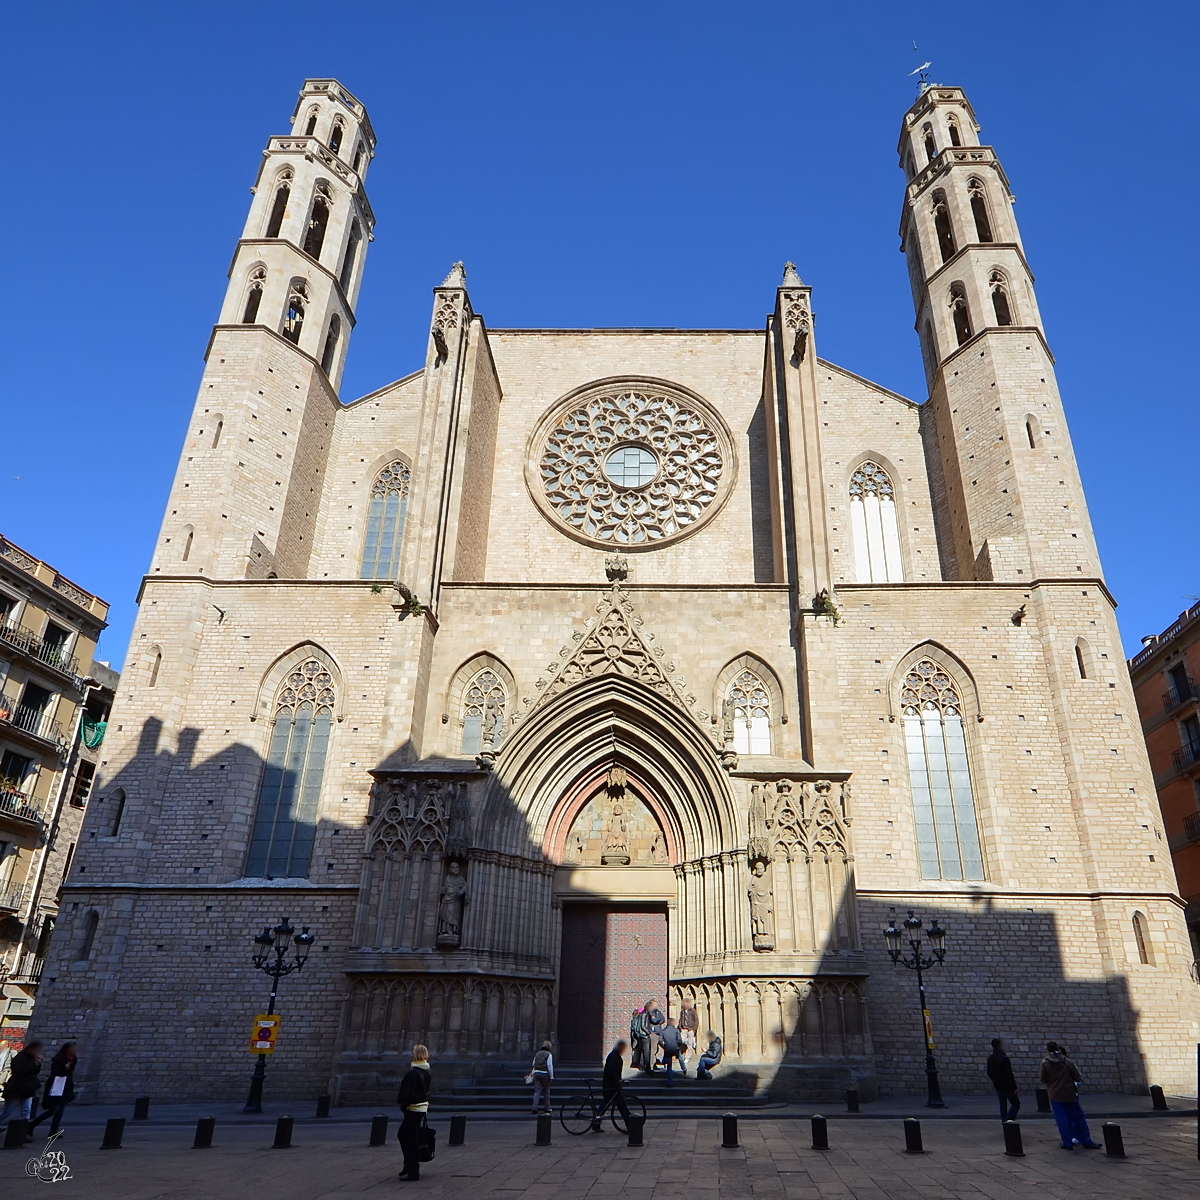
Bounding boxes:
[149,79,375,582]
[899,85,1098,582]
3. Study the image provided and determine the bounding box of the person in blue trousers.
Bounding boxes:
[1038,1042,1100,1150]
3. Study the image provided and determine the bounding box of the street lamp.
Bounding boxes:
[883,909,948,1107]
[243,915,316,1113]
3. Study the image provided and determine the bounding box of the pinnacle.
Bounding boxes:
[781,261,803,287]
[441,261,467,287]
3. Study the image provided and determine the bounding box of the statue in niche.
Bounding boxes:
[650,830,668,865]
[748,860,775,951]
[568,830,586,864]
[747,784,769,863]
[446,782,470,861]
[601,800,630,865]
[436,860,469,948]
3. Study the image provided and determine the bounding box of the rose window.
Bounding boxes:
[532,382,732,548]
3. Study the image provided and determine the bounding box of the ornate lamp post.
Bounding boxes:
[242,916,316,1113]
[884,909,947,1107]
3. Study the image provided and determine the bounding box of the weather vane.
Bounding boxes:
[909,42,932,94]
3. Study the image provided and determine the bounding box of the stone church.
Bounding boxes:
[33,79,1199,1103]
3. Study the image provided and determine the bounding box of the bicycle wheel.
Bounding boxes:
[610,1090,646,1134]
[560,1094,596,1135]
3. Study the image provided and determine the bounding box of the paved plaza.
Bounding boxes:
[2,1101,1197,1198]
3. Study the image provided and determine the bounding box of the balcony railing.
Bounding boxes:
[1173,740,1200,774]
[0,702,64,746]
[0,786,45,826]
[1184,812,1200,844]
[0,882,27,913]
[5,956,45,985]
[0,622,79,678]
[1164,679,1200,712]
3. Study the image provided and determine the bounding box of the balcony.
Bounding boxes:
[0,701,64,749]
[1184,812,1200,844]
[0,622,80,681]
[0,786,46,829]
[0,881,27,913]
[1164,679,1200,713]
[1173,740,1200,774]
[5,956,45,986]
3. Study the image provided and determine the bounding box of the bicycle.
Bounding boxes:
[559,1079,647,1135]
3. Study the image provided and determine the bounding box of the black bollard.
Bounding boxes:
[722,1113,739,1148]
[273,1115,293,1149]
[1003,1121,1024,1157]
[535,1113,552,1146]
[133,1096,150,1120]
[627,1114,645,1147]
[812,1114,829,1150]
[193,1117,216,1149]
[845,1087,860,1113]
[1035,1087,1051,1113]
[1102,1122,1126,1158]
[369,1114,388,1146]
[903,1118,924,1154]
[315,1094,331,1118]
[3,1119,29,1149]
[1149,1085,1168,1112]
[449,1114,466,1146]
[101,1117,125,1149]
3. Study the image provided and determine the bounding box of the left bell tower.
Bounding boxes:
[150,79,376,581]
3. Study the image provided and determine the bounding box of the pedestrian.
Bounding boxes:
[629,1007,645,1071]
[659,1018,685,1084]
[528,1039,554,1114]
[601,1039,632,1129]
[28,1042,77,1138]
[1039,1041,1100,1150]
[695,1031,723,1080]
[986,1037,1020,1122]
[678,998,698,1066]
[633,999,664,1074]
[396,1043,432,1182]
[0,1039,42,1137]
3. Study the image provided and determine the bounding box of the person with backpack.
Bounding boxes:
[528,1040,554,1114]
[658,1018,686,1084]
[397,1043,432,1182]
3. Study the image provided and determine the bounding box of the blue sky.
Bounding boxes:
[2,1,1196,666]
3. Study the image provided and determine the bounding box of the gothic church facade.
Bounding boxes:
[34,79,1199,1101]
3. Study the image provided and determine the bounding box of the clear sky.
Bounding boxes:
[3,1,1196,667]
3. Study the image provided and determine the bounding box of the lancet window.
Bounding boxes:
[901,660,985,881]
[968,178,994,242]
[339,221,362,291]
[932,191,956,263]
[950,282,972,345]
[461,669,506,754]
[245,658,335,878]
[242,267,266,324]
[849,461,903,582]
[358,460,411,580]
[303,184,332,260]
[321,314,341,375]
[282,280,307,344]
[729,670,770,755]
[989,271,1013,326]
[265,172,292,239]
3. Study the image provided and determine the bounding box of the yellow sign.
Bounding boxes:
[922,1008,935,1050]
[250,1014,281,1054]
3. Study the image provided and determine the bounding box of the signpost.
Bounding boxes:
[250,1014,281,1054]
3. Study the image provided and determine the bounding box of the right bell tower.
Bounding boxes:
[899,85,1099,582]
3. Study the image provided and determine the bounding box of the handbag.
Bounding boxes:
[417,1115,436,1162]
[524,1073,534,1085]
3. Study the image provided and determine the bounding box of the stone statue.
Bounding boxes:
[601,800,630,866]
[436,860,468,948]
[650,830,668,864]
[748,860,775,951]
[747,784,769,864]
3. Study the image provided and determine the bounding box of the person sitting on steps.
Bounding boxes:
[695,1032,723,1080]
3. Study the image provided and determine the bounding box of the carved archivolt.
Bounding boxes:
[528,378,736,549]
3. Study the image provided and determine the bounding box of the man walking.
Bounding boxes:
[1039,1041,1100,1150]
[678,998,699,1066]
[986,1038,1020,1121]
[0,1039,42,1138]
[658,1018,685,1085]
[601,1039,632,1130]
[396,1043,432,1182]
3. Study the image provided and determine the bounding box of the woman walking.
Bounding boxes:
[28,1042,76,1138]
[529,1040,554,1114]
[397,1044,432,1182]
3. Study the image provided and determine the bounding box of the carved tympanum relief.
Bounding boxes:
[564,766,670,867]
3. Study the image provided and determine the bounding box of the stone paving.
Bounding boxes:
[2,1110,1197,1198]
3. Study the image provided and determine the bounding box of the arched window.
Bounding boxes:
[339,220,362,291]
[849,461,903,582]
[246,658,334,878]
[352,142,365,173]
[264,172,292,239]
[949,282,972,345]
[947,115,961,147]
[968,179,993,242]
[728,670,771,754]
[921,319,937,381]
[77,910,99,961]
[303,108,318,137]
[303,185,332,260]
[1132,912,1154,965]
[321,314,341,375]
[461,669,506,754]
[359,460,411,580]
[901,659,985,881]
[107,788,125,836]
[181,526,194,562]
[149,648,162,688]
[1074,637,1094,680]
[241,267,266,323]
[932,191,956,262]
[211,418,224,449]
[329,120,344,155]
[922,122,936,162]
[282,280,307,344]
[989,271,1013,326]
